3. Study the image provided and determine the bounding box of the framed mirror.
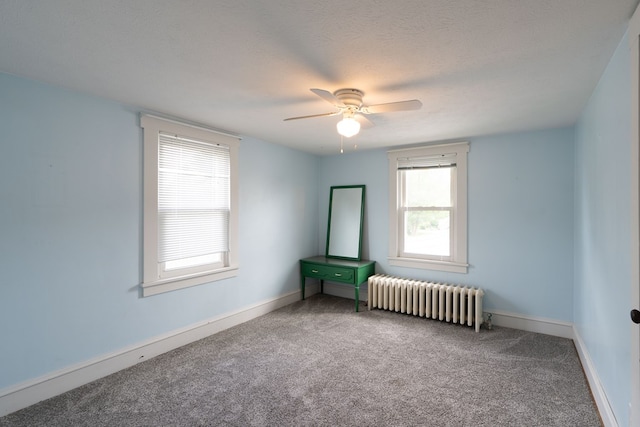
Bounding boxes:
[326,185,365,261]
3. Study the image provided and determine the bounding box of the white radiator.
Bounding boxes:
[367,274,485,332]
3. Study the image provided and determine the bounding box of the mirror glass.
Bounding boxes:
[326,185,365,260]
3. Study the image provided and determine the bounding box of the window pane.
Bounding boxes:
[403,210,450,256]
[404,168,452,207]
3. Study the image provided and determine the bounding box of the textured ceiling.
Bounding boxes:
[0,1,637,155]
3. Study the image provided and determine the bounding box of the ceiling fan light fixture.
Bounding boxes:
[284,87,421,141]
[336,117,360,138]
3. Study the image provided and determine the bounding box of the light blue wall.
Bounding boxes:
[0,72,319,389]
[319,127,575,321]
[574,31,631,427]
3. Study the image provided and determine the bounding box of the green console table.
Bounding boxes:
[300,256,376,312]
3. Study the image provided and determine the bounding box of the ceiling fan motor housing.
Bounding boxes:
[334,88,364,108]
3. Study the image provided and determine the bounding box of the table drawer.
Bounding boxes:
[301,263,354,284]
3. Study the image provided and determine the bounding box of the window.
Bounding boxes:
[388,142,469,273]
[141,115,240,296]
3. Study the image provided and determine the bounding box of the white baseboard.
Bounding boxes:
[487,309,574,339]
[573,328,618,427]
[0,290,301,417]
[324,290,574,338]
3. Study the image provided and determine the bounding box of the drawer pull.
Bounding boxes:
[311,269,319,273]
[334,273,342,277]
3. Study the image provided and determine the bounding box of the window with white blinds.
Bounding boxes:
[141,115,240,296]
[158,133,229,267]
[388,142,469,274]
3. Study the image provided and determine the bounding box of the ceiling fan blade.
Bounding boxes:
[362,99,422,114]
[310,88,345,107]
[283,111,341,121]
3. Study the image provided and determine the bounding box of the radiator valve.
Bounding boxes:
[485,313,493,330]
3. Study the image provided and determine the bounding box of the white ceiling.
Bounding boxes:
[0,1,637,155]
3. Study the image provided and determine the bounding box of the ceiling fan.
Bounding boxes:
[284,88,422,138]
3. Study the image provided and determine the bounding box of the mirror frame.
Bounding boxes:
[325,185,366,261]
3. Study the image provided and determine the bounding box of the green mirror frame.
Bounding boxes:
[325,185,366,261]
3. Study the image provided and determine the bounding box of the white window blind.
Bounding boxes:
[158,132,230,263]
[396,152,457,169]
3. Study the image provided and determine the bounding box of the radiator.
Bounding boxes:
[367,274,485,332]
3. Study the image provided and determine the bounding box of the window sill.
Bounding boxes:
[388,257,468,274]
[142,266,238,297]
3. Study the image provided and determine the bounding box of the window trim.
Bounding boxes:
[141,114,240,296]
[388,142,469,274]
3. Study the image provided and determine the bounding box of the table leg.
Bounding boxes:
[320,280,324,294]
[355,283,360,312]
[301,275,305,300]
